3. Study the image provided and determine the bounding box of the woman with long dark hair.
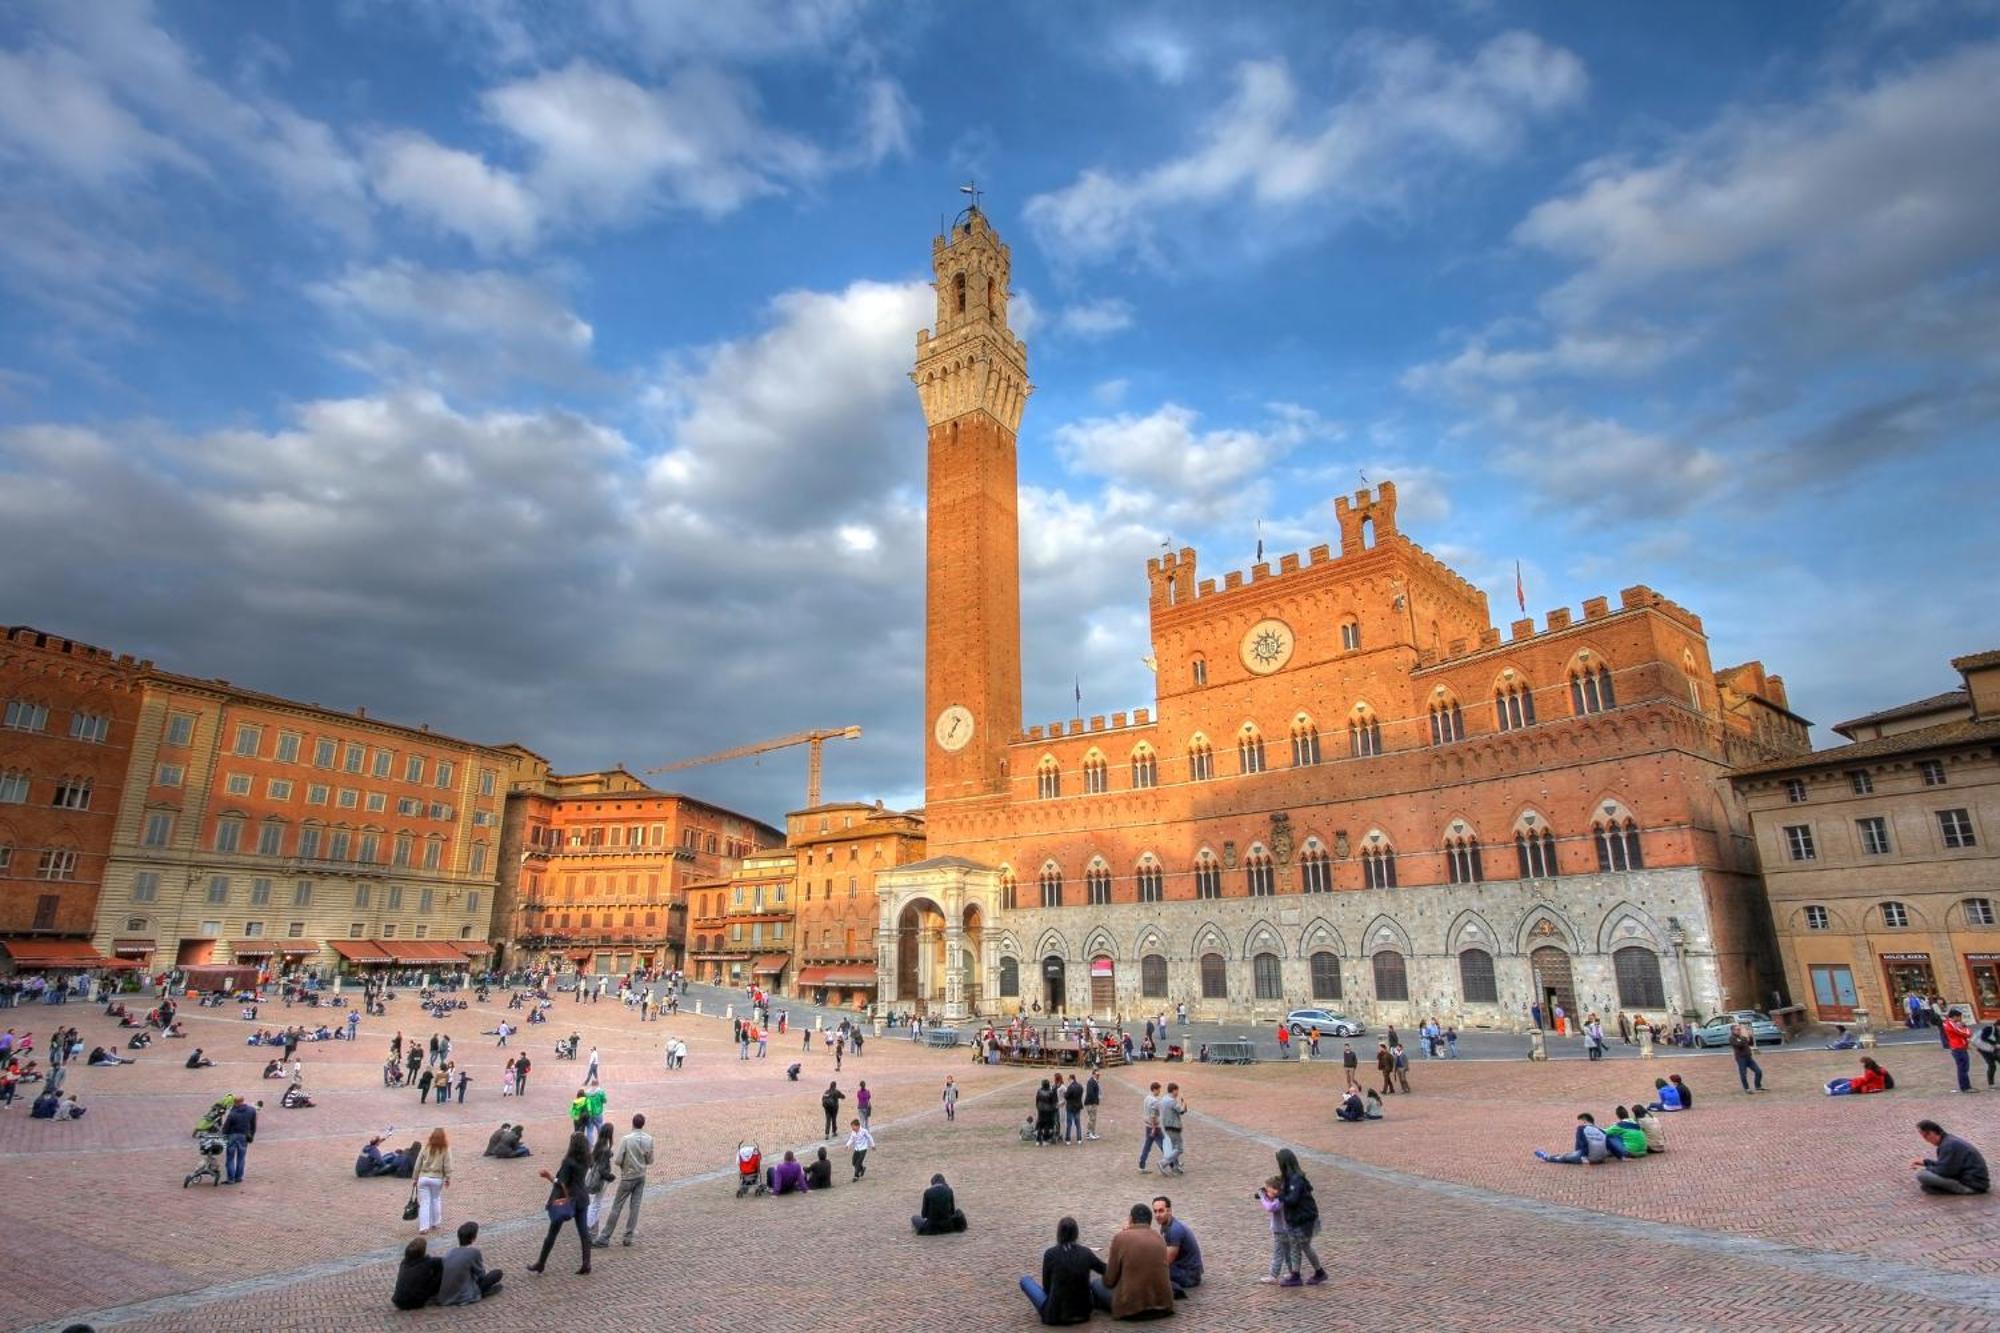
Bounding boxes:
[528,1132,592,1275]
[1273,1147,1326,1286]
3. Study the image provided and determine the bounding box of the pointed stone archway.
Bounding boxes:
[873,855,1002,1021]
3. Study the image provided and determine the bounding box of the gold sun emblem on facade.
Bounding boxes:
[1239,618,1295,675]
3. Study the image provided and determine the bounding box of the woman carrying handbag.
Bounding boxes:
[528,1132,592,1276]
[413,1127,452,1234]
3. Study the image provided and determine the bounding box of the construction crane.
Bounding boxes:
[644,725,862,809]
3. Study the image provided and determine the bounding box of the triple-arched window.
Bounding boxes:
[999,866,1018,911]
[1085,859,1112,906]
[1570,662,1616,715]
[1299,839,1332,893]
[1082,751,1108,795]
[1444,834,1484,885]
[1495,678,1537,731]
[1194,850,1222,899]
[1515,824,1559,879]
[1238,725,1266,775]
[1136,856,1164,903]
[1188,735,1214,782]
[1036,757,1061,800]
[1349,707,1383,758]
[1594,817,1644,871]
[1361,841,1397,889]
[1038,862,1063,908]
[1291,715,1321,766]
[1245,846,1275,896]
[1429,697,1465,745]
[1130,745,1157,789]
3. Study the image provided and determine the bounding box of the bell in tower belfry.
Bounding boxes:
[914,194,1031,807]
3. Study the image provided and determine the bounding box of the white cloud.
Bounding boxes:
[0,45,203,184]
[1489,404,1730,522]
[1092,377,1131,406]
[1026,31,1586,264]
[586,0,874,65]
[1516,40,2000,318]
[1402,325,1686,393]
[1108,24,1193,85]
[643,279,933,528]
[313,262,591,351]
[1057,298,1135,339]
[367,131,542,253]
[308,261,595,391]
[484,61,824,223]
[1053,401,1333,526]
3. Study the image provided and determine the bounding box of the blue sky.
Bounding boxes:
[2,0,1997,821]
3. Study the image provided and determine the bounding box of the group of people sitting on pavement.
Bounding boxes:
[1334,1082,1385,1121]
[1534,1104,1669,1164]
[1017,1194,1204,1324]
[393,1221,503,1309]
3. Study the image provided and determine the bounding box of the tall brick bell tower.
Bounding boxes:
[913,203,1029,808]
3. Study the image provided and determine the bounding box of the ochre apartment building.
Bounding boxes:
[876,206,1811,1025]
[95,669,515,975]
[1732,651,2000,1023]
[0,626,146,971]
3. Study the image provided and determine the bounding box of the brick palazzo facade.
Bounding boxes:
[494,753,781,976]
[875,208,1811,1026]
[0,627,145,970]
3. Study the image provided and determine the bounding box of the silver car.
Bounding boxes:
[1285,1008,1365,1038]
[1693,1009,1783,1047]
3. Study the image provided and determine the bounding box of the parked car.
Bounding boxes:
[1285,1008,1366,1038]
[1692,1010,1783,1047]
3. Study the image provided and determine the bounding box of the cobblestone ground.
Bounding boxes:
[5,991,1997,1332]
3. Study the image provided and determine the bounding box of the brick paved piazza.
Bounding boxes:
[6,993,1998,1332]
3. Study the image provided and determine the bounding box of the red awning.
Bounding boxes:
[230,942,276,957]
[272,941,320,955]
[752,954,790,974]
[329,940,393,963]
[797,965,877,987]
[0,938,111,968]
[453,941,492,956]
[112,938,156,956]
[374,941,464,964]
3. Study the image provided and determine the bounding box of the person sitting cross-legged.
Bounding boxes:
[1912,1119,1990,1195]
[1091,1202,1176,1320]
[437,1220,503,1305]
[912,1173,967,1234]
[1018,1215,1109,1325]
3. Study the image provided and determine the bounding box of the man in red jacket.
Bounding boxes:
[1943,1009,1974,1093]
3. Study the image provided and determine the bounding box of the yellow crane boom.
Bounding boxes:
[644,725,862,808]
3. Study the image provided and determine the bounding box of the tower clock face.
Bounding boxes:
[934,705,975,752]
[1239,618,1296,675]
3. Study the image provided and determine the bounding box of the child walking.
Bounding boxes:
[1257,1176,1288,1283]
[846,1118,874,1180]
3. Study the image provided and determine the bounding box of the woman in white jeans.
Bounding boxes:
[414,1127,452,1234]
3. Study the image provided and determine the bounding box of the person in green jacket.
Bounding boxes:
[585,1086,608,1144]
[1609,1108,1649,1158]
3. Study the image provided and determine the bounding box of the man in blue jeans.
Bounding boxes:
[1137,1082,1164,1171]
[221,1096,258,1183]
[1730,1024,1765,1093]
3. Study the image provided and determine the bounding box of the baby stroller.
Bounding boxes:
[186,1100,232,1188]
[185,1133,226,1187]
[735,1142,766,1198]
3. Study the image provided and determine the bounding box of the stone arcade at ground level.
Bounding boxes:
[877,858,1719,1027]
